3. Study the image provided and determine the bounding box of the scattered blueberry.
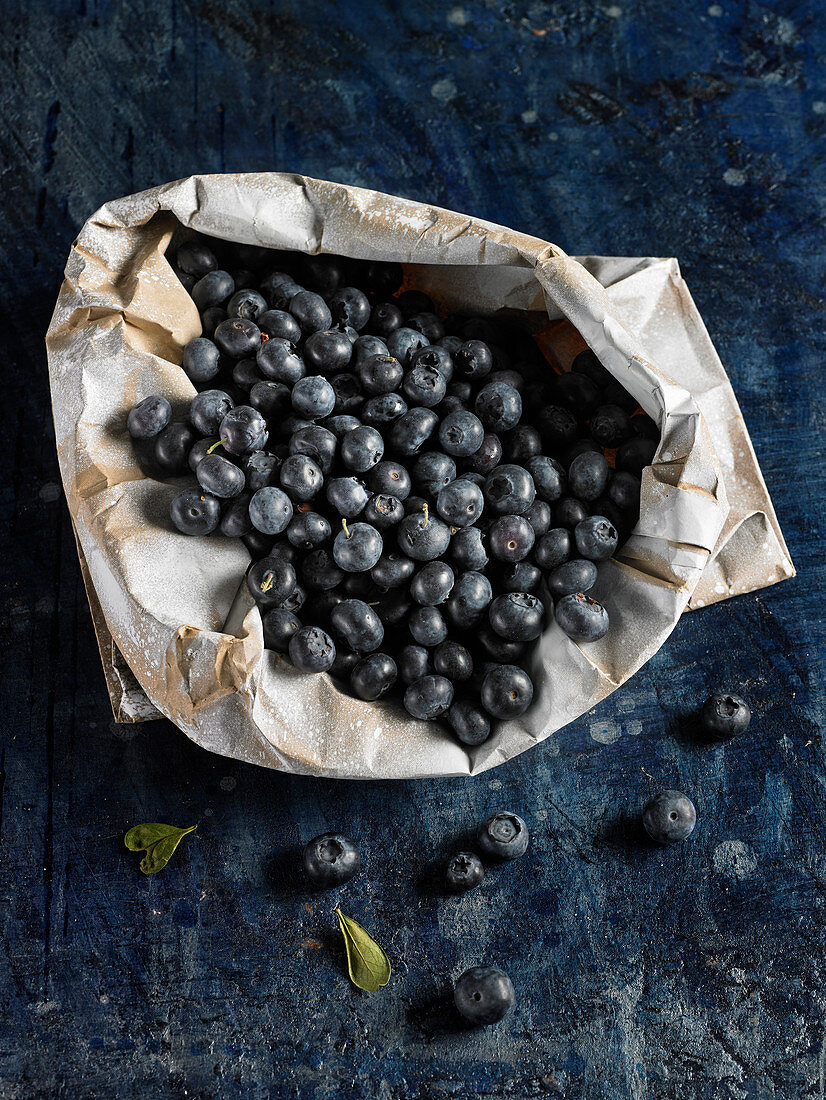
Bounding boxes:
[642,790,697,844]
[701,693,751,740]
[454,967,515,1026]
[302,832,360,887]
[446,852,484,893]
[477,810,530,859]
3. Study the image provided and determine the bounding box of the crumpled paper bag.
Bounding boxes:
[46,173,793,778]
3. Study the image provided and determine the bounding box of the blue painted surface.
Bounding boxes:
[1,1,825,1096]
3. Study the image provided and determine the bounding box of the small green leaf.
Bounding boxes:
[124,823,196,875]
[335,908,391,993]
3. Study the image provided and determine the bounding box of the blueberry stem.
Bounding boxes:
[207,439,225,455]
[342,518,351,539]
[261,571,274,593]
[423,502,429,527]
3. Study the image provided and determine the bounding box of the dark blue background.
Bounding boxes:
[2,2,824,1096]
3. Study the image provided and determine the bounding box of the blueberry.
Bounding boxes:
[397,289,434,317]
[214,317,262,359]
[182,337,221,383]
[537,404,578,450]
[302,549,345,591]
[454,339,493,380]
[353,334,390,365]
[475,382,522,432]
[548,559,597,597]
[450,527,488,572]
[368,460,411,501]
[330,649,360,680]
[170,489,221,535]
[555,497,590,530]
[477,626,528,663]
[371,552,415,589]
[330,599,384,653]
[413,451,457,496]
[489,592,545,641]
[333,521,383,572]
[257,338,306,385]
[287,511,330,550]
[279,454,324,501]
[565,438,602,465]
[445,571,493,629]
[289,424,338,475]
[389,408,439,456]
[257,308,302,344]
[463,433,502,476]
[568,451,610,502]
[555,593,609,641]
[192,269,235,311]
[642,790,696,844]
[323,414,363,438]
[351,652,398,701]
[499,560,541,593]
[369,301,404,338]
[155,422,198,475]
[326,285,370,330]
[477,810,530,860]
[448,699,491,745]
[525,500,552,538]
[574,515,619,561]
[488,515,535,563]
[438,410,485,457]
[262,607,302,652]
[398,645,432,685]
[262,272,302,310]
[403,363,447,408]
[289,626,336,673]
[128,395,172,439]
[446,380,473,404]
[358,354,404,395]
[244,450,280,492]
[302,831,359,887]
[176,240,217,278]
[361,393,408,429]
[226,288,267,320]
[410,344,453,381]
[303,329,353,373]
[242,529,275,559]
[220,492,253,537]
[408,605,448,647]
[363,493,404,529]
[248,486,294,535]
[386,326,429,365]
[526,456,566,504]
[326,477,369,518]
[590,404,632,446]
[502,424,542,464]
[196,453,245,498]
[484,465,535,516]
[397,510,451,561]
[446,852,484,892]
[434,641,473,682]
[200,307,227,338]
[231,357,262,392]
[404,675,454,720]
[410,561,455,605]
[571,348,612,388]
[437,478,484,528]
[292,376,336,420]
[701,693,751,740]
[408,311,445,342]
[439,334,464,356]
[246,556,297,607]
[616,436,657,477]
[454,967,515,1026]
[533,527,572,571]
[289,289,333,335]
[554,370,601,414]
[249,380,290,420]
[280,582,307,613]
[608,471,641,516]
[220,406,268,455]
[299,254,344,295]
[480,665,534,719]
[341,426,384,472]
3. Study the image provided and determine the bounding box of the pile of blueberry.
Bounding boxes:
[127,235,657,744]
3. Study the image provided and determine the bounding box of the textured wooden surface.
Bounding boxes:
[1,2,824,1097]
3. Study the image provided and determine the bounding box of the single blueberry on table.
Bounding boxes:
[333,521,383,572]
[454,967,515,1026]
[330,599,384,654]
[480,665,534,719]
[555,592,609,642]
[350,652,398,701]
[182,337,221,383]
[574,515,619,562]
[302,832,360,887]
[196,453,245,499]
[477,811,530,859]
[262,607,302,652]
[701,693,751,740]
[642,790,697,844]
[446,852,484,893]
[448,699,491,745]
[404,675,454,720]
[170,489,221,536]
[128,395,172,439]
[289,626,336,673]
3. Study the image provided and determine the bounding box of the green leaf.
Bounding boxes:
[124,823,196,875]
[335,908,391,993]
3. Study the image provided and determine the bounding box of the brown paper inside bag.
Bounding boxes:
[46,174,792,777]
